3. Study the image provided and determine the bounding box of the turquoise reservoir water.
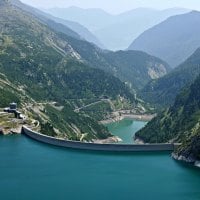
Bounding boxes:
[0,120,200,200]
[106,119,147,143]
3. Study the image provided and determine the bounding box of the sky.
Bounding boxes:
[20,0,200,14]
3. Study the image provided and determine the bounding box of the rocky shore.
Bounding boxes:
[93,136,122,144]
[0,126,22,135]
[172,153,200,168]
[100,113,155,124]
[194,161,200,168]
[134,137,145,144]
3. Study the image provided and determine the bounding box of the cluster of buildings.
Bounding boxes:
[4,103,26,120]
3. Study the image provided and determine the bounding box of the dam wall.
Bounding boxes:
[22,126,175,152]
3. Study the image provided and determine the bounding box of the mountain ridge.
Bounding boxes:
[0,1,135,141]
[62,35,170,91]
[8,0,170,97]
[11,0,105,48]
[44,6,190,50]
[140,47,200,108]
[129,11,200,67]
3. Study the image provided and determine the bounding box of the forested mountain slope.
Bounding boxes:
[6,0,170,93]
[0,0,134,141]
[64,36,170,91]
[141,48,200,107]
[136,75,200,163]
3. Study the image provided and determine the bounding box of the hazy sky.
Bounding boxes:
[21,0,200,14]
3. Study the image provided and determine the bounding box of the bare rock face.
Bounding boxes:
[147,63,167,79]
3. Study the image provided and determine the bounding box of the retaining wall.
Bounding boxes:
[22,126,175,152]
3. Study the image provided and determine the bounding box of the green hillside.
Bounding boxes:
[136,75,200,161]
[64,36,170,91]
[0,1,136,141]
[141,48,200,108]
[102,50,170,90]
[4,0,170,93]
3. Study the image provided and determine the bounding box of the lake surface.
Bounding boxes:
[0,120,200,200]
[106,119,147,143]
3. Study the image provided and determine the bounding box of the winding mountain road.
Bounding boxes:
[74,99,114,112]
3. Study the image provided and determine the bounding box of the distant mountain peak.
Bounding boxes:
[129,10,200,67]
[162,7,190,12]
[49,6,110,14]
[189,10,200,14]
[45,6,191,50]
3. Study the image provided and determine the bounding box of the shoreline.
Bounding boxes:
[172,153,200,168]
[134,137,145,144]
[92,136,123,144]
[0,126,22,135]
[99,114,155,125]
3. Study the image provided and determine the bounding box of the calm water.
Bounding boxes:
[106,119,147,143]
[0,120,200,200]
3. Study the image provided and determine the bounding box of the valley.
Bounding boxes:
[1,1,200,200]
[44,6,189,50]
[0,0,199,164]
[0,0,169,142]
[0,2,200,199]
[128,11,200,68]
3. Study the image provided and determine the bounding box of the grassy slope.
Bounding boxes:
[0,2,135,141]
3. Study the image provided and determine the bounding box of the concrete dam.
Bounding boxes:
[22,126,177,152]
